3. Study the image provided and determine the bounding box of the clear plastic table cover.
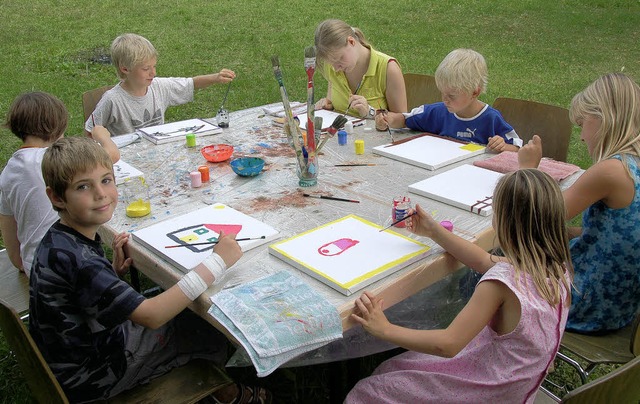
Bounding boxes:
[102,103,581,367]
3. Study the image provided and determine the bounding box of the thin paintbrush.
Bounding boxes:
[384,132,462,148]
[345,80,363,116]
[303,193,359,203]
[377,106,394,143]
[164,236,266,249]
[219,81,232,110]
[304,46,317,152]
[334,163,381,167]
[379,212,417,232]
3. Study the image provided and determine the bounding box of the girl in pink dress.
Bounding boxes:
[346,169,573,404]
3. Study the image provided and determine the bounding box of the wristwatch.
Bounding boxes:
[366,105,376,119]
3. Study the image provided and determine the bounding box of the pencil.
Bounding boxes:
[303,193,360,203]
[379,211,417,232]
[91,113,95,127]
[164,236,266,248]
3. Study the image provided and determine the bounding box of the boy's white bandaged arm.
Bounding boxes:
[177,253,228,301]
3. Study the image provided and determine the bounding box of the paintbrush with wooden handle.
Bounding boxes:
[271,55,306,167]
[304,46,317,152]
[316,114,349,153]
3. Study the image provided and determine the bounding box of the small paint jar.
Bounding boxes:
[392,196,411,228]
[190,171,202,188]
[198,165,210,182]
[354,139,365,154]
[440,220,454,232]
[344,121,354,134]
[186,133,196,147]
[217,108,230,128]
[338,130,347,146]
[123,177,151,218]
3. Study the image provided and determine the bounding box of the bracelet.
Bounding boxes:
[201,252,227,284]
[177,270,208,301]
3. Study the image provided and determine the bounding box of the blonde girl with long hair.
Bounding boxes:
[520,72,640,333]
[313,19,407,119]
[346,169,572,403]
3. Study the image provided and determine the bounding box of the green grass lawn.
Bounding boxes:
[0,0,638,402]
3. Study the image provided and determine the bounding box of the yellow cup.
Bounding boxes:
[355,139,365,155]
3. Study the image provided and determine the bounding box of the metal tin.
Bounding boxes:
[392,196,411,228]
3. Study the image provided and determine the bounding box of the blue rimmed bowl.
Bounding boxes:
[230,157,265,177]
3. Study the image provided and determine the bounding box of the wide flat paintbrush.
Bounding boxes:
[304,46,317,152]
[271,55,306,167]
[316,114,349,153]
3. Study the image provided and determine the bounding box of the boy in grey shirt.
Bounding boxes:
[85,33,235,136]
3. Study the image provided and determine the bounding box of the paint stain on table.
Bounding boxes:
[249,191,313,212]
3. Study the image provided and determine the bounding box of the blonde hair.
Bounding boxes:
[5,91,68,142]
[492,169,572,306]
[569,73,640,175]
[435,49,488,95]
[42,137,113,211]
[314,19,371,63]
[110,33,158,80]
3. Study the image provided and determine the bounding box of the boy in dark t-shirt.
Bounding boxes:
[29,137,270,403]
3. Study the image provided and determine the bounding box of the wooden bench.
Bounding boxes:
[0,249,29,320]
[0,297,232,403]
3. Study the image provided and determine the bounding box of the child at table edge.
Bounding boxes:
[519,72,640,333]
[346,169,572,403]
[0,92,119,278]
[84,33,236,137]
[378,48,522,153]
[29,137,270,403]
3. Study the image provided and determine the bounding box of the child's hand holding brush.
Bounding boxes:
[375,109,407,131]
[406,204,444,239]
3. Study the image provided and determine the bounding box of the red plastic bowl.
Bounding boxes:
[201,144,234,162]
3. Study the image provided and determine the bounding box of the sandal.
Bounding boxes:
[210,382,273,404]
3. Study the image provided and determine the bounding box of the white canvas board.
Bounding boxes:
[113,159,144,185]
[132,204,279,272]
[138,118,222,144]
[268,215,431,296]
[296,110,363,131]
[262,101,306,117]
[111,133,141,148]
[408,164,504,216]
[372,135,486,170]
